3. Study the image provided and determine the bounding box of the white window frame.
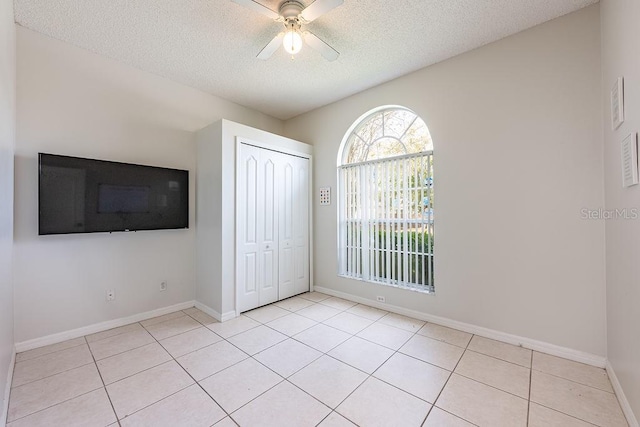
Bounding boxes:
[337,107,434,293]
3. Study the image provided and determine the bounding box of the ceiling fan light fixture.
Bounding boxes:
[235,0,343,61]
[283,29,303,55]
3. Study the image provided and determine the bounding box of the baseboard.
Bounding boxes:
[221,310,238,322]
[194,301,237,322]
[606,361,639,427]
[15,301,196,353]
[194,301,222,321]
[313,286,607,368]
[1,348,16,427]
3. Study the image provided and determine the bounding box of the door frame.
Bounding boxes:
[235,137,314,316]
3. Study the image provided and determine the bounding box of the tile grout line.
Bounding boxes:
[117,382,196,423]
[6,339,112,425]
[85,323,147,344]
[96,347,175,387]
[529,352,621,426]
[89,332,158,362]
[530,401,604,427]
[129,309,236,425]
[86,335,122,427]
[427,333,479,427]
[10,360,96,390]
[526,348,533,427]
[5,387,108,425]
[12,340,87,364]
[325,334,410,425]
[440,370,532,404]
[433,407,481,427]
[529,367,617,394]
[444,347,533,402]
[463,347,532,369]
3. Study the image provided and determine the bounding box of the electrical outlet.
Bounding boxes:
[160,281,168,292]
[376,296,385,303]
[106,289,116,301]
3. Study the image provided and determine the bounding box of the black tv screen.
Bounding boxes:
[39,153,189,235]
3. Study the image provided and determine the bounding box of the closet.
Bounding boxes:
[195,119,312,320]
[236,142,310,312]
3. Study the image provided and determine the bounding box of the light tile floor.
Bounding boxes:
[6,292,629,427]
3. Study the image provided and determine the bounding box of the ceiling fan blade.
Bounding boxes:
[300,0,344,22]
[257,33,285,60]
[302,31,339,61]
[231,0,279,20]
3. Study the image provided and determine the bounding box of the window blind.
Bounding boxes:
[338,151,434,292]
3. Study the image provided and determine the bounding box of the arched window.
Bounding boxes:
[338,106,434,292]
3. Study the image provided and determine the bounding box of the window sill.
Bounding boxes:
[337,274,435,295]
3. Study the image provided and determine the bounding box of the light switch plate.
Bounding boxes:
[621,132,638,188]
[319,187,331,205]
[611,77,625,130]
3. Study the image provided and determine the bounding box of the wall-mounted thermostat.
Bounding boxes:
[319,187,331,205]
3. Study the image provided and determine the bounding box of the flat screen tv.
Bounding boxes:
[39,153,189,235]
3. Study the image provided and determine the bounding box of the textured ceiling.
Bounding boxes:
[14,0,597,120]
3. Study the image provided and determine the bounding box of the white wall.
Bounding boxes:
[601,0,640,422]
[195,120,224,316]
[196,120,312,317]
[14,27,283,343]
[284,5,606,356]
[0,0,15,419]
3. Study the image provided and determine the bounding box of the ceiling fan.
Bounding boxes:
[232,0,343,61]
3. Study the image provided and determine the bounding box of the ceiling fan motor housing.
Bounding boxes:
[279,0,305,20]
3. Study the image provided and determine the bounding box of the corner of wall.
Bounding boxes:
[1,348,16,425]
[0,0,16,420]
[606,361,640,427]
[601,0,640,422]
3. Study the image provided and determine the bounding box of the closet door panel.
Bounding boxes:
[278,157,296,300]
[294,157,310,295]
[259,155,279,305]
[237,146,261,312]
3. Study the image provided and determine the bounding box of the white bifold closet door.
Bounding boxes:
[278,154,310,300]
[237,143,309,313]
